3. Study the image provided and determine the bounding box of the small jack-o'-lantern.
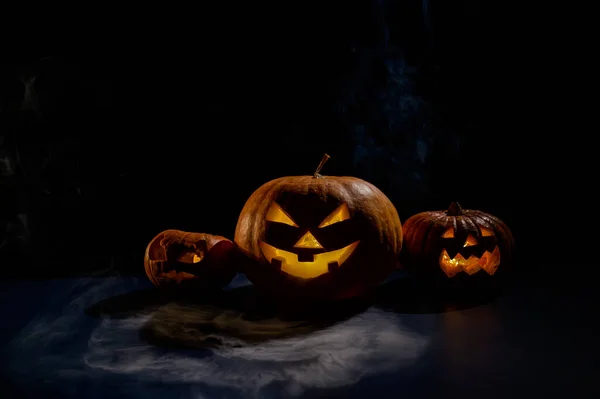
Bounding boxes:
[400,202,514,285]
[144,229,238,289]
[234,154,403,301]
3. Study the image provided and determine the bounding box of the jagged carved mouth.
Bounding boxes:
[259,241,360,279]
[439,245,501,278]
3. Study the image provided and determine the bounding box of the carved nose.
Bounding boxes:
[294,231,323,249]
[463,234,478,247]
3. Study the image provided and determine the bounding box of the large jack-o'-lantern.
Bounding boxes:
[400,202,514,287]
[234,154,403,301]
[144,229,238,289]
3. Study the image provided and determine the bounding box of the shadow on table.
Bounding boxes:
[373,276,504,314]
[85,282,374,350]
[85,274,504,350]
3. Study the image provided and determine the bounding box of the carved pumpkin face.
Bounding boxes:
[259,200,359,279]
[400,202,514,283]
[234,160,402,301]
[144,230,238,289]
[438,224,501,277]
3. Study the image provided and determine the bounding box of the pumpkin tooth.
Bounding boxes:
[462,257,482,275]
[481,246,501,275]
[328,261,339,273]
[271,257,284,270]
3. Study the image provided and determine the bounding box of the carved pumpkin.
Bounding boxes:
[234,154,403,301]
[400,202,514,285]
[144,229,238,289]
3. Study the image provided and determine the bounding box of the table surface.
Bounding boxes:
[0,270,597,399]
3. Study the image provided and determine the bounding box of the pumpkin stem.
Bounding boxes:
[313,153,331,178]
[446,202,463,216]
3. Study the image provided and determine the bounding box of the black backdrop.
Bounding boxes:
[0,1,590,279]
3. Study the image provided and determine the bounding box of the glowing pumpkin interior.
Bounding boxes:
[143,232,211,285]
[439,226,501,278]
[259,202,360,279]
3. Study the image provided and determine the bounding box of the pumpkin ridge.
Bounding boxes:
[419,213,446,257]
[404,213,431,254]
[462,215,479,234]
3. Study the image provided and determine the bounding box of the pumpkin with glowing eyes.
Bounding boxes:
[400,202,514,284]
[234,155,403,301]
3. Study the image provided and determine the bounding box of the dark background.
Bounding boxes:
[0,1,589,280]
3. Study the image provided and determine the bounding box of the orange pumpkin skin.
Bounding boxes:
[234,175,403,302]
[400,202,514,288]
[144,230,238,290]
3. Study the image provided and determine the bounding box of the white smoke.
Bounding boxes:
[4,277,430,398]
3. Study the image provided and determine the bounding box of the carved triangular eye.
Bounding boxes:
[319,203,350,228]
[265,202,298,227]
[480,226,494,237]
[441,227,454,238]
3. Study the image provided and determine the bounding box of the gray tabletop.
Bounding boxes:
[0,271,597,399]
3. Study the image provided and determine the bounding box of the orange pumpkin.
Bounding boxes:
[234,154,403,301]
[400,202,514,287]
[144,229,238,289]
